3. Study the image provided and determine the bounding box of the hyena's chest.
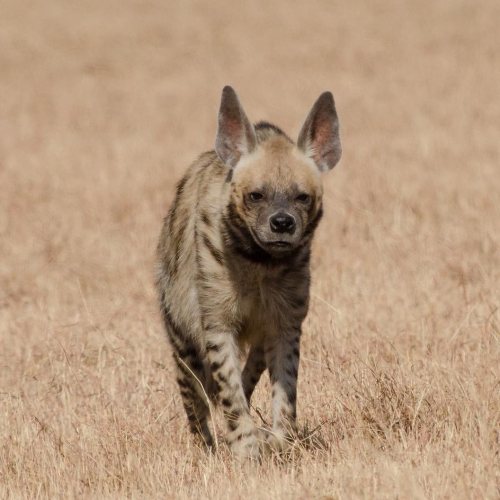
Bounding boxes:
[232,272,291,344]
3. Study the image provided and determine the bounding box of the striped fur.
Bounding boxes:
[156,86,341,459]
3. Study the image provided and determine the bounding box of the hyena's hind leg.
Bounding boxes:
[242,345,267,404]
[162,311,214,448]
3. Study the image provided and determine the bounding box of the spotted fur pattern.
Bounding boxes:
[156,86,341,459]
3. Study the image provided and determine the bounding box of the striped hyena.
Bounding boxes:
[156,86,341,459]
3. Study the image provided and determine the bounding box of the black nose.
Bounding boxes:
[270,213,296,234]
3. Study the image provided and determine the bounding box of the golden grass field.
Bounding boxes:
[1,0,499,498]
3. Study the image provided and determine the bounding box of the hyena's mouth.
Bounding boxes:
[250,221,301,251]
[259,238,297,255]
[268,241,293,248]
[249,227,294,253]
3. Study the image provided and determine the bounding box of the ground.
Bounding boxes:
[0,0,499,498]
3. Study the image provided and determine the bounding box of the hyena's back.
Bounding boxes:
[157,151,226,341]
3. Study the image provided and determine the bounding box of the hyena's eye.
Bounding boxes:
[249,192,264,202]
[296,193,311,203]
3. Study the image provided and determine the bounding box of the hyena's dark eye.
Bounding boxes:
[249,192,264,202]
[296,193,311,203]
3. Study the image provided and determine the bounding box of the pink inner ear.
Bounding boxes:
[224,119,243,139]
[312,116,331,157]
[298,92,340,170]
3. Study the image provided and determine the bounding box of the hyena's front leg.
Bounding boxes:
[205,330,261,459]
[265,329,301,451]
[242,344,266,403]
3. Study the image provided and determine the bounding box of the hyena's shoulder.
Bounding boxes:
[157,150,226,272]
[175,150,225,208]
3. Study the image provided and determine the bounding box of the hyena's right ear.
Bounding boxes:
[297,92,342,172]
[215,86,256,168]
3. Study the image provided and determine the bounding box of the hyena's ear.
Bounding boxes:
[215,86,257,168]
[297,91,342,172]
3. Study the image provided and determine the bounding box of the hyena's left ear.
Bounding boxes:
[215,86,257,168]
[297,92,342,172]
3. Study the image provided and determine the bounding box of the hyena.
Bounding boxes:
[156,86,341,459]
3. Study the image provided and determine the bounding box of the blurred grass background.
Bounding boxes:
[0,1,498,497]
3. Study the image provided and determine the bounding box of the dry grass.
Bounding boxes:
[1,0,499,498]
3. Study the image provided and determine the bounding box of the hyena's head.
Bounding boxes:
[216,86,341,260]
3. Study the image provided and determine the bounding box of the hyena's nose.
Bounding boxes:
[270,212,296,234]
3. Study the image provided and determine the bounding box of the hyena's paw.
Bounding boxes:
[193,431,215,452]
[229,427,263,461]
[263,429,295,454]
[191,422,215,451]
